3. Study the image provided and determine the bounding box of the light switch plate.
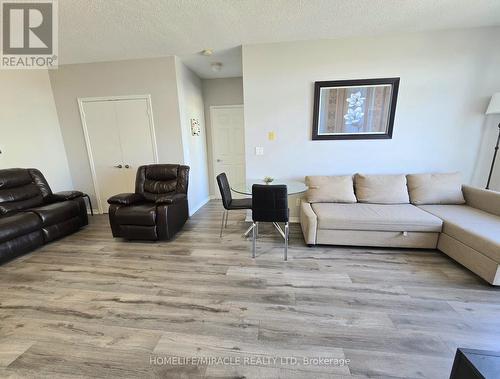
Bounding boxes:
[255,147,264,155]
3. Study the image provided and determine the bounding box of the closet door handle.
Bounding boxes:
[125,164,130,169]
[114,164,123,168]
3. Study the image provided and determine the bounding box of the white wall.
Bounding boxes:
[49,57,185,206]
[175,58,210,214]
[201,77,244,195]
[0,70,72,191]
[243,27,500,216]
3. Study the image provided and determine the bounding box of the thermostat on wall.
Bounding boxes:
[190,119,201,136]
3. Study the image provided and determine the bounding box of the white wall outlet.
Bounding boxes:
[255,146,264,155]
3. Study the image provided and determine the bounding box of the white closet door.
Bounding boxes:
[82,100,126,212]
[115,99,156,188]
[81,96,157,213]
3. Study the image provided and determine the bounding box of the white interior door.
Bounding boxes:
[80,96,157,213]
[211,105,245,198]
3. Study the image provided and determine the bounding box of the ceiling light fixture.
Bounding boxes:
[201,49,213,56]
[211,62,223,72]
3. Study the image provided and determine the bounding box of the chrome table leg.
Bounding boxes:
[284,222,289,261]
[252,222,257,258]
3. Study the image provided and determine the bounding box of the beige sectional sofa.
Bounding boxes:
[300,173,500,285]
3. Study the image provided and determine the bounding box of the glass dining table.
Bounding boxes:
[231,179,308,238]
[231,179,308,196]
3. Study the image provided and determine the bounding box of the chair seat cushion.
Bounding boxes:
[0,213,42,243]
[419,205,500,262]
[228,198,252,210]
[311,203,443,232]
[115,203,157,226]
[28,201,80,226]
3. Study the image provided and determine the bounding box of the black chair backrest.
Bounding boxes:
[216,173,232,209]
[135,164,189,202]
[252,184,288,223]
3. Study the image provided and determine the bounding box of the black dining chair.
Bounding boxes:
[216,173,252,237]
[250,184,289,260]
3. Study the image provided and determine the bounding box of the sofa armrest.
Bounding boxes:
[300,200,318,245]
[107,193,145,205]
[48,190,84,202]
[155,193,187,205]
[462,185,500,217]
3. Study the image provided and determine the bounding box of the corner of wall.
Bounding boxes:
[174,57,211,215]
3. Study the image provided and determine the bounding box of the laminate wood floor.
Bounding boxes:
[1,200,499,379]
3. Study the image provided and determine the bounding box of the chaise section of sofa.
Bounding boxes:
[418,186,500,285]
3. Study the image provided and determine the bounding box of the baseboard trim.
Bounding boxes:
[190,196,211,216]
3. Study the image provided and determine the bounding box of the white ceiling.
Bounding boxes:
[179,47,242,79]
[59,0,500,78]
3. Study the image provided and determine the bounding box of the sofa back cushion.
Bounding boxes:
[354,174,409,204]
[407,172,465,205]
[305,175,356,203]
[0,168,44,215]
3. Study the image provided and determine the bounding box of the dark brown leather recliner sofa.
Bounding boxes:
[0,168,88,264]
[108,164,189,241]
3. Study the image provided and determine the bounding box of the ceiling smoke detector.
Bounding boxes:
[211,62,223,72]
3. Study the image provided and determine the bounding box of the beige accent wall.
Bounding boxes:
[49,57,185,206]
[201,77,243,196]
[0,70,72,191]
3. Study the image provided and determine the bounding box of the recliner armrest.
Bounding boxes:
[107,193,145,205]
[48,190,84,202]
[155,193,187,205]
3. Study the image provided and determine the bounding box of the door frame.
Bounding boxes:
[78,94,159,213]
[209,104,244,199]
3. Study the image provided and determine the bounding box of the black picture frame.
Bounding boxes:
[312,77,400,140]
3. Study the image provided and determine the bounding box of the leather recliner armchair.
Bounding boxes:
[0,168,88,263]
[107,164,189,241]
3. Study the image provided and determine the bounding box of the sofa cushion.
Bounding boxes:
[28,201,80,226]
[407,173,465,205]
[114,203,157,226]
[354,174,409,204]
[418,204,500,262]
[305,175,356,203]
[311,203,442,232]
[0,213,42,243]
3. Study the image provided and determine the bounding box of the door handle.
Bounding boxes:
[125,164,130,169]
[216,159,222,162]
[114,164,123,168]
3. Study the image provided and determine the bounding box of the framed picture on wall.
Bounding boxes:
[312,77,400,140]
